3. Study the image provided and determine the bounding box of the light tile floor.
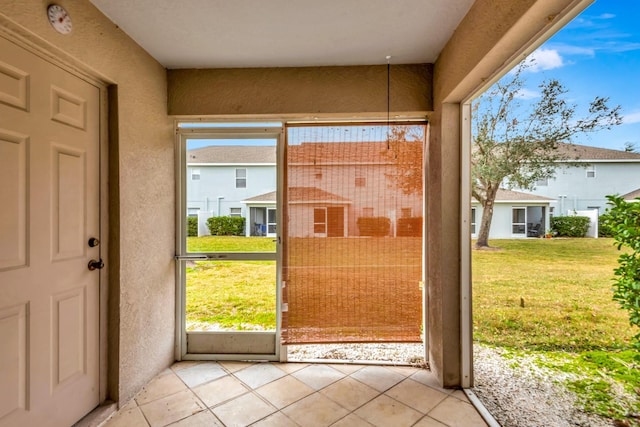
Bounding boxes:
[101,361,488,427]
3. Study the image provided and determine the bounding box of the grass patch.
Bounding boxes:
[473,238,639,423]
[186,236,276,331]
[473,238,635,352]
[187,236,276,252]
[186,260,276,330]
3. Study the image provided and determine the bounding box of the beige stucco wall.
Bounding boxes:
[428,0,592,386]
[0,0,175,403]
[168,64,433,117]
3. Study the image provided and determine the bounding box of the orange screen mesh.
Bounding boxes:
[282,123,426,344]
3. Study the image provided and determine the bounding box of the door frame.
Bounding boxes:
[511,206,527,237]
[0,20,110,404]
[174,124,284,361]
[266,207,277,237]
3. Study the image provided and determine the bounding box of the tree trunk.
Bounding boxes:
[475,188,498,248]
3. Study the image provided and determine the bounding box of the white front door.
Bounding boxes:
[0,36,101,426]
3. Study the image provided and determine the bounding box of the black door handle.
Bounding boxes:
[88,259,104,271]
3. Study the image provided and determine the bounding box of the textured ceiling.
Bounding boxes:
[89,0,475,69]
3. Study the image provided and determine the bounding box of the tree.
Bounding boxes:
[472,61,622,248]
[624,141,638,153]
[382,125,425,196]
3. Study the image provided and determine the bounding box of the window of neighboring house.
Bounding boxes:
[362,207,374,217]
[471,207,477,235]
[313,207,327,234]
[188,207,200,217]
[229,207,242,217]
[512,207,526,235]
[355,176,366,187]
[535,177,548,186]
[586,166,596,178]
[236,168,247,188]
[401,208,412,218]
[191,169,200,180]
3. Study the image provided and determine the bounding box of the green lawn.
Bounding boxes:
[473,238,634,351]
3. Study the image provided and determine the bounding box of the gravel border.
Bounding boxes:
[287,343,426,366]
[472,345,612,427]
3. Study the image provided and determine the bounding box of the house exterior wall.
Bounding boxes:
[188,159,423,238]
[472,202,550,238]
[0,0,174,403]
[187,164,276,217]
[288,204,351,238]
[288,163,423,237]
[526,162,640,214]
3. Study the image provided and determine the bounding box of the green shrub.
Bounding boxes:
[357,217,391,236]
[550,215,590,237]
[207,216,245,236]
[187,216,198,236]
[598,210,615,237]
[602,194,640,349]
[397,217,422,237]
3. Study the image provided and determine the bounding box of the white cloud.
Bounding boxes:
[597,13,616,20]
[623,112,640,124]
[514,88,539,100]
[552,44,595,57]
[526,49,565,72]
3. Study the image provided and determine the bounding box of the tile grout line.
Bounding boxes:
[166,362,230,427]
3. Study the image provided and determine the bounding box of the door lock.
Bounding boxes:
[88,259,104,271]
[88,237,100,247]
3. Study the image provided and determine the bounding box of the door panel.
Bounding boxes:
[0,130,27,270]
[0,36,100,427]
[327,207,344,237]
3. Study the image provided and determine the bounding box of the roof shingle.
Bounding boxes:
[188,145,276,163]
[557,143,640,160]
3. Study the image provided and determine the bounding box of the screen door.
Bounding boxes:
[176,124,282,360]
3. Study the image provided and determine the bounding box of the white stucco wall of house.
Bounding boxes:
[524,162,640,214]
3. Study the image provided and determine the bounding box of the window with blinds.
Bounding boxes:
[282,123,426,344]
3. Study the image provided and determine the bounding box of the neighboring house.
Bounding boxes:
[187,145,277,236]
[476,144,640,239]
[622,188,640,201]
[288,141,422,238]
[521,144,640,215]
[188,141,423,238]
[472,189,553,239]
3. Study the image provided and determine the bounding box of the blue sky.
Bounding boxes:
[515,0,640,151]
